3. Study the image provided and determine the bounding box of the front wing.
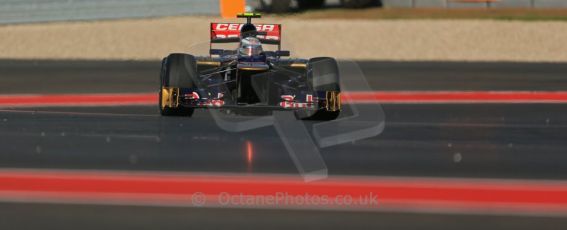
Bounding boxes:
[160,86,340,113]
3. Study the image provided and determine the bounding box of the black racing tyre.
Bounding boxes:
[340,0,380,8]
[159,53,196,116]
[297,0,325,9]
[261,0,291,13]
[296,57,341,121]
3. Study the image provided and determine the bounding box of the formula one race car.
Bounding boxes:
[159,13,341,120]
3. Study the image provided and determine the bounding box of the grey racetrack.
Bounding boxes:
[1,59,567,229]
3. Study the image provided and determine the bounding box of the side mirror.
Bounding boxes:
[276,50,290,57]
[210,49,237,56]
[210,49,224,56]
[223,50,237,55]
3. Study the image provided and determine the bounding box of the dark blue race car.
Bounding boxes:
[159,13,341,120]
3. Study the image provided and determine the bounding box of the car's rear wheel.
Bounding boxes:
[159,53,196,116]
[296,57,341,121]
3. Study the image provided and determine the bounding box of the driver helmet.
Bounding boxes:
[240,23,258,38]
[239,37,263,57]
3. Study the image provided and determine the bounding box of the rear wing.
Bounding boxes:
[210,23,282,45]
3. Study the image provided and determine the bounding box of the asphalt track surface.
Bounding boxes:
[2,59,567,93]
[1,59,567,229]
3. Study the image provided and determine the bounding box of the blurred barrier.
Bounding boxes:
[0,0,220,24]
[382,0,567,8]
[1,0,566,24]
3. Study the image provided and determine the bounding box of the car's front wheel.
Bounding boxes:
[296,57,341,121]
[159,53,196,117]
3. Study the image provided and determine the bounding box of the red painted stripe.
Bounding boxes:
[0,93,156,107]
[2,91,567,107]
[0,169,566,215]
[344,91,567,104]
